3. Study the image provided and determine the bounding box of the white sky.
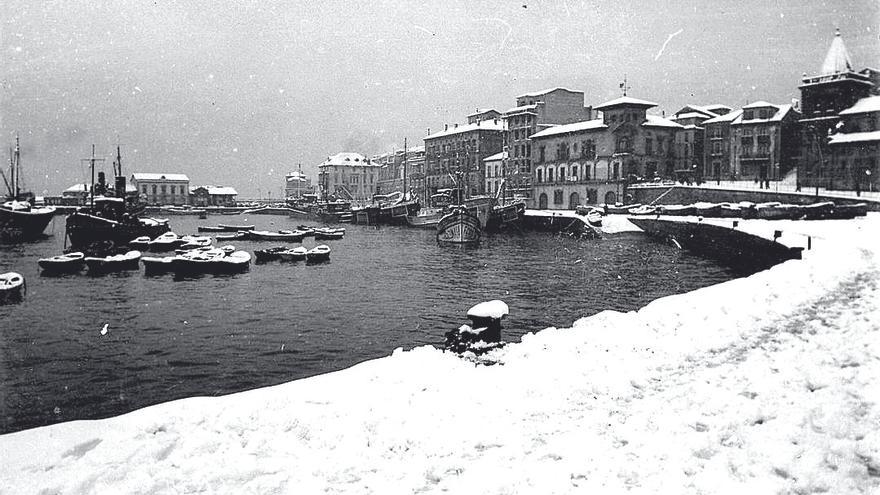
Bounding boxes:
[1,0,877,196]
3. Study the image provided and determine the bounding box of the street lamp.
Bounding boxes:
[867,169,873,193]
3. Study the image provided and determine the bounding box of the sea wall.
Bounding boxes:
[629,185,880,209]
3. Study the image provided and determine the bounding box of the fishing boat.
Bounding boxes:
[84,250,142,272]
[485,200,525,232]
[246,230,306,242]
[405,208,444,229]
[351,204,380,225]
[305,244,331,262]
[1,138,57,240]
[149,232,184,251]
[278,246,308,261]
[38,252,85,273]
[436,206,481,245]
[254,246,288,262]
[0,272,25,302]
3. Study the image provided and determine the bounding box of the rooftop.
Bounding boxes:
[319,152,379,168]
[424,120,505,140]
[703,109,744,125]
[131,173,190,182]
[641,115,684,129]
[594,96,658,110]
[839,95,880,116]
[483,151,507,162]
[733,104,793,124]
[529,119,607,139]
[820,29,854,76]
[503,104,539,115]
[828,130,880,145]
[516,87,581,98]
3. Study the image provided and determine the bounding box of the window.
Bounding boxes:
[170,185,176,195]
[537,169,543,183]
[645,138,653,155]
[744,110,754,120]
[152,185,157,195]
[548,168,554,182]
[142,185,147,194]
[160,185,166,194]
[559,167,566,180]
[571,165,578,179]
[539,146,545,162]
[616,136,631,153]
[553,189,564,204]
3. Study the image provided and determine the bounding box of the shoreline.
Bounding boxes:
[1,215,878,493]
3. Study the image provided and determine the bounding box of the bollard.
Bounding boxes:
[732,220,739,228]
[773,230,782,242]
[445,300,509,354]
[808,236,812,250]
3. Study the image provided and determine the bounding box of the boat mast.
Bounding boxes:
[402,137,407,200]
[81,145,105,209]
[13,136,20,200]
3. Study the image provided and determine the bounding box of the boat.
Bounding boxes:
[716,203,743,218]
[197,226,226,232]
[605,203,642,214]
[1,138,57,241]
[296,225,317,237]
[215,232,246,241]
[0,272,25,302]
[485,200,525,232]
[305,244,331,262]
[801,201,835,220]
[38,252,85,273]
[315,200,353,223]
[158,205,207,216]
[149,232,184,251]
[84,250,142,272]
[436,206,481,245]
[278,246,308,261]
[405,208,444,229]
[254,246,288,262]
[141,256,175,275]
[658,204,696,216]
[585,209,603,228]
[246,230,306,242]
[351,204,380,225]
[755,203,802,220]
[628,205,658,216]
[313,227,345,240]
[171,247,249,274]
[177,235,212,250]
[828,202,868,219]
[217,224,255,231]
[693,202,723,217]
[129,236,151,249]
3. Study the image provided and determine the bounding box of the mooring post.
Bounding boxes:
[444,300,509,354]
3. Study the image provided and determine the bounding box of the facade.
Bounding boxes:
[130,173,190,206]
[284,170,314,199]
[502,88,593,198]
[670,105,732,179]
[827,95,880,191]
[189,186,238,207]
[374,146,426,198]
[483,151,506,196]
[316,152,381,201]
[467,109,501,124]
[529,96,682,209]
[423,119,504,197]
[702,110,744,181]
[799,30,877,188]
[730,101,801,182]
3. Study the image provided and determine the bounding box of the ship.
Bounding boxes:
[1,137,57,242]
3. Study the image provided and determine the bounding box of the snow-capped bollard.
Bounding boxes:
[444,300,509,354]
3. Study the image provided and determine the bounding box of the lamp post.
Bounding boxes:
[867,169,873,193]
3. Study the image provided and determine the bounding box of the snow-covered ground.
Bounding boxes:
[2,215,879,494]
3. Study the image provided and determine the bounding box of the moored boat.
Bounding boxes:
[605,203,641,214]
[129,236,151,249]
[0,272,25,301]
[755,203,802,220]
[38,252,85,273]
[716,203,742,218]
[305,244,331,262]
[177,235,213,250]
[254,246,288,262]
[658,204,696,216]
[405,208,444,229]
[485,200,525,232]
[628,205,658,216]
[693,202,723,217]
[84,250,142,272]
[828,202,868,219]
[278,246,308,262]
[149,232,184,251]
[197,226,226,232]
[801,201,835,220]
[1,138,57,241]
[313,227,345,240]
[217,224,255,231]
[215,231,246,241]
[141,256,175,275]
[585,209,603,227]
[436,206,481,245]
[171,247,249,274]
[246,230,306,242]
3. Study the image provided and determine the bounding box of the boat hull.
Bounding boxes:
[0,206,56,240]
[436,208,481,244]
[65,212,170,250]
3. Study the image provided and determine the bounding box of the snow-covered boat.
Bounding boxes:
[215,232,246,241]
[141,256,175,275]
[828,202,868,219]
[801,201,835,220]
[0,272,25,301]
[628,205,658,216]
[246,230,306,242]
[84,250,142,272]
[217,224,255,231]
[605,203,641,214]
[148,232,184,251]
[129,236,151,249]
[755,203,802,220]
[1,139,57,241]
[171,248,250,274]
[305,244,331,262]
[38,252,85,273]
[278,246,308,262]
[313,228,344,240]
[716,203,742,218]
[693,202,723,217]
[658,204,696,216]
[585,209,603,227]
[254,246,288,262]
[177,235,212,250]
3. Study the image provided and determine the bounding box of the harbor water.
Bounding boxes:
[0,214,749,433]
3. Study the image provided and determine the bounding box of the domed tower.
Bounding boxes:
[799,29,875,187]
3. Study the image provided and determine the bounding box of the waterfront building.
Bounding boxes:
[827,95,880,191]
[316,152,381,201]
[189,186,238,207]
[424,119,504,197]
[529,96,681,209]
[702,109,744,181]
[483,151,506,196]
[284,170,314,199]
[502,88,593,200]
[799,29,878,189]
[130,173,190,206]
[670,105,732,179]
[467,109,501,124]
[374,146,426,198]
[728,101,801,183]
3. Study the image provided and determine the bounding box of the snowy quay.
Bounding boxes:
[1,216,879,494]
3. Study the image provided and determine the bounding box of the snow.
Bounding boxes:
[839,95,880,116]
[530,119,607,139]
[1,215,879,494]
[829,130,880,145]
[466,300,509,320]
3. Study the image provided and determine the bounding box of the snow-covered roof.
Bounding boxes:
[594,96,658,110]
[828,130,880,145]
[673,105,721,120]
[201,186,238,195]
[742,100,776,110]
[530,119,607,139]
[424,120,505,140]
[675,112,713,120]
[733,104,793,124]
[516,87,580,98]
[641,115,684,129]
[704,104,732,113]
[483,151,507,162]
[820,29,854,75]
[319,152,379,167]
[64,183,89,193]
[681,124,704,130]
[839,95,880,116]
[467,108,498,117]
[703,109,743,125]
[503,104,539,115]
[131,173,189,182]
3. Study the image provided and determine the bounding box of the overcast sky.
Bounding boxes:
[1,0,877,197]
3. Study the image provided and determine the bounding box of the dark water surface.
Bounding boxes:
[0,214,744,433]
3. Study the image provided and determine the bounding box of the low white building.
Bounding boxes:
[131,173,190,206]
[189,186,238,207]
[483,151,506,196]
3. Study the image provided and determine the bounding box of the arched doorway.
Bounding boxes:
[604,191,616,205]
[539,193,548,209]
[569,192,580,210]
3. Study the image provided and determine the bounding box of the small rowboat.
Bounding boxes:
[177,235,212,250]
[218,224,255,231]
[628,205,657,216]
[38,252,86,273]
[197,226,226,232]
[278,246,308,261]
[129,236,151,249]
[297,225,317,237]
[0,272,25,302]
[149,232,184,251]
[305,244,331,262]
[254,246,288,262]
[85,250,142,272]
[314,229,344,240]
[141,256,175,275]
[246,230,306,242]
[585,210,603,227]
[171,248,250,274]
[215,232,246,241]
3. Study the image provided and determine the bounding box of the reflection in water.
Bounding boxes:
[0,216,745,433]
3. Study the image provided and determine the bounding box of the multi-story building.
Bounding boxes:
[827,95,880,191]
[702,109,743,181]
[502,88,593,198]
[316,152,381,201]
[189,186,238,207]
[284,170,314,199]
[374,145,426,198]
[529,95,682,209]
[730,101,801,182]
[670,104,732,179]
[467,109,501,124]
[130,173,190,206]
[799,29,877,188]
[424,119,504,197]
[483,151,506,196]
